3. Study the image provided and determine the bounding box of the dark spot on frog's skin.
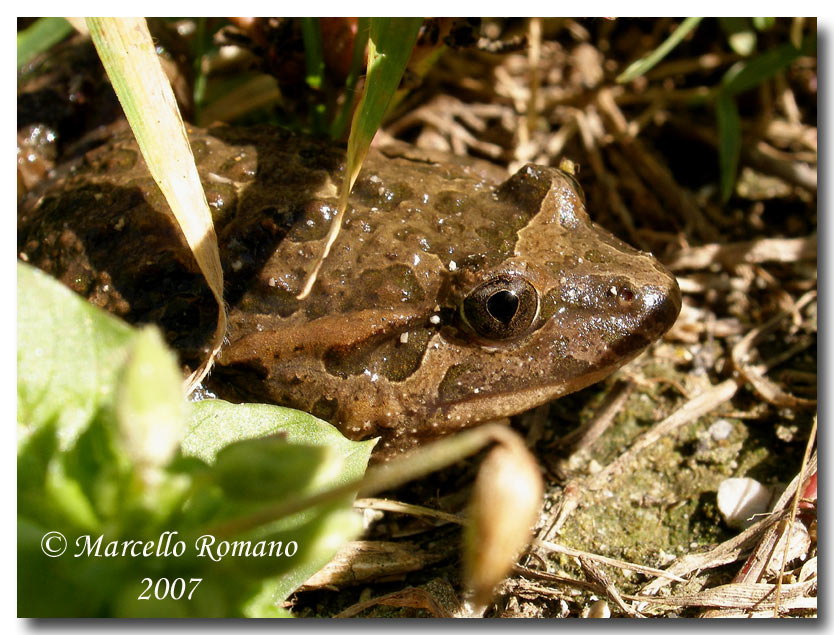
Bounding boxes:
[324,327,432,382]
[287,201,334,243]
[438,363,474,403]
[435,190,471,214]
[236,284,299,318]
[102,148,138,173]
[352,177,414,211]
[311,396,339,421]
[495,164,551,213]
[584,249,610,264]
[298,145,343,172]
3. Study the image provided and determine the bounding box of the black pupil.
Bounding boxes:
[487,290,519,324]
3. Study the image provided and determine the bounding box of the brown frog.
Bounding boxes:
[18,125,681,456]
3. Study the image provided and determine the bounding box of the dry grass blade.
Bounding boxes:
[579,556,644,617]
[772,418,816,616]
[666,236,817,271]
[298,540,438,592]
[731,291,817,409]
[633,579,816,612]
[87,18,225,394]
[335,584,460,618]
[534,539,685,583]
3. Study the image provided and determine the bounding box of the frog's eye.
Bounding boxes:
[462,274,539,340]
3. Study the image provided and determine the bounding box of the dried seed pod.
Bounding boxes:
[463,441,544,608]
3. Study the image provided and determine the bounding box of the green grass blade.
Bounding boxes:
[17,17,73,70]
[331,17,370,139]
[301,17,327,133]
[343,17,423,194]
[721,38,815,97]
[617,17,703,83]
[297,17,422,299]
[716,93,741,202]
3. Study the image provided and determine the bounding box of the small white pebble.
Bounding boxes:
[268,277,277,287]
[717,477,774,529]
[448,260,457,271]
[429,314,440,325]
[709,419,734,441]
[399,332,409,344]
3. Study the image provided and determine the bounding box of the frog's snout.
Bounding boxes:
[638,272,682,341]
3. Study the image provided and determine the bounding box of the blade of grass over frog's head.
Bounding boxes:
[616,17,703,83]
[296,17,423,299]
[86,17,226,394]
[301,17,327,134]
[17,17,74,70]
[331,17,370,140]
[716,93,741,202]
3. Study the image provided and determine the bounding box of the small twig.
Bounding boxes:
[579,556,644,617]
[354,497,463,526]
[573,107,644,249]
[525,17,542,140]
[534,539,685,583]
[773,416,817,616]
[731,290,817,409]
[665,235,817,271]
[596,88,719,242]
[555,379,632,454]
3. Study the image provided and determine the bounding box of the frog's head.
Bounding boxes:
[431,164,681,427]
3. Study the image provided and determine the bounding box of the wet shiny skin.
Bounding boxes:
[18,126,681,456]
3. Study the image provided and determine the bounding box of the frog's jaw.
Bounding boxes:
[436,363,627,430]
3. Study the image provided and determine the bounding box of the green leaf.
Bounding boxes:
[213,437,333,501]
[17,17,73,70]
[184,399,375,470]
[184,400,373,606]
[617,17,703,83]
[242,507,364,615]
[116,327,186,469]
[716,93,741,202]
[18,262,374,615]
[17,263,134,450]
